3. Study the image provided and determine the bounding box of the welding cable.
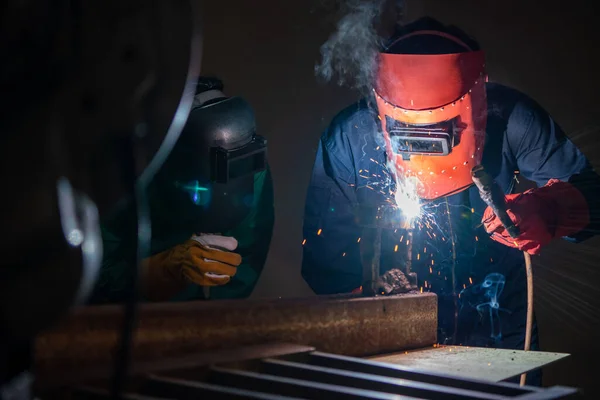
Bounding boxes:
[520,251,534,386]
[470,165,534,386]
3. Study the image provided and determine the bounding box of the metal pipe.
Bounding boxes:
[35,293,438,386]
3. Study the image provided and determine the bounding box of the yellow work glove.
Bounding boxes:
[140,234,242,301]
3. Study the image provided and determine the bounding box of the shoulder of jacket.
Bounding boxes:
[486,83,554,157]
[321,99,377,148]
[486,82,545,122]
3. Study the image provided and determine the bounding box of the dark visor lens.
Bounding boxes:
[228,150,266,181]
[211,135,267,183]
[393,138,446,154]
[385,116,460,156]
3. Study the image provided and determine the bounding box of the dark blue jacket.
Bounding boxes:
[302,83,599,353]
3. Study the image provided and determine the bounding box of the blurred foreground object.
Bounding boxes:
[0,0,201,396]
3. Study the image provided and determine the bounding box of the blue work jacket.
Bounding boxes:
[302,83,599,356]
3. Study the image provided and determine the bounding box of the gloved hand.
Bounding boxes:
[482,179,589,255]
[141,234,242,301]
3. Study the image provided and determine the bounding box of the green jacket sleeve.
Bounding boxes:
[172,165,275,301]
[88,200,138,304]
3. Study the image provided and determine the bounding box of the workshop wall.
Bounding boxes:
[199,0,599,396]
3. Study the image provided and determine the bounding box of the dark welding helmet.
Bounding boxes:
[154,79,267,234]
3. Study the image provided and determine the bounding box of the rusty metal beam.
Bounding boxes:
[35,293,436,382]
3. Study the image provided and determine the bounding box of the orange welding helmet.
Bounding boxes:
[374,21,487,200]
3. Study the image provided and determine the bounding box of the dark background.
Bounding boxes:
[199,0,600,396]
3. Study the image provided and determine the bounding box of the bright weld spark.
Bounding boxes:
[417,254,421,260]
[394,245,399,252]
[357,237,361,243]
[469,277,473,284]
[302,239,307,245]
[429,267,432,273]
[342,252,346,257]
[392,173,421,223]
[317,229,322,236]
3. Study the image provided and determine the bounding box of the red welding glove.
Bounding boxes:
[482,179,590,255]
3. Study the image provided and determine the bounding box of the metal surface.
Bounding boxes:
[142,376,305,400]
[259,358,506,399]
[367,346,570,382]
[35,293,437,383]
[52,344,579,399]
[36,343,315,389]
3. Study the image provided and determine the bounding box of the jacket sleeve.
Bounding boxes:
[301,122,363,295]
[208,165,275,299]
[508,99,600,241]
[88,223,136,304]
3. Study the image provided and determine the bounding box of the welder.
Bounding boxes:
[302,17,600,385]
[90,77,274,303]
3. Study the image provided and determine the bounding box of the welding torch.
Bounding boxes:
[471,165,533,386]
[471,165,520,239]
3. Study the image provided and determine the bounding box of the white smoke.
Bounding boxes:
[315,0,404,95]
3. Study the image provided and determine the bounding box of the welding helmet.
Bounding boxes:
[374,18,487,200]
[154,77,267,234]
